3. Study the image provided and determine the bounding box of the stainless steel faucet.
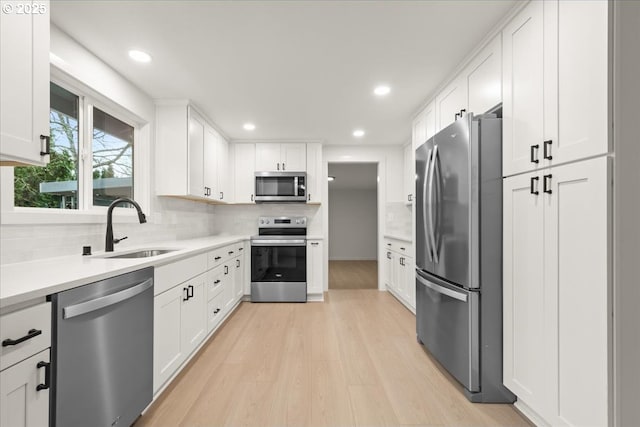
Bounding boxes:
[105,197,147,252]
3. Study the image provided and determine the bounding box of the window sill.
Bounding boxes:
[1,208,150,226]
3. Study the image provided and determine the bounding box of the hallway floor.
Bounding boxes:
[329,260,378,289]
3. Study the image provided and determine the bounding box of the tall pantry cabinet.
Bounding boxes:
[501,1,611,426]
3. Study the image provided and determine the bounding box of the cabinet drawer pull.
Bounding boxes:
[214,279,221,285]
[228,251,234,255]
[36,361,50,391]
[214,308,221,314]
[543,174,553,194]
[400,247,405,250]
[214,256,222,261]
[310,242,319,246]
[543,140,553,160]
[40,135,50,156]
[239,247,243,251]
[530,144,540,164]
[2,328,42,347]
[530,176,539,195]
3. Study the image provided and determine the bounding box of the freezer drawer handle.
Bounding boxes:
[416,274,468,302]
[36,361,50,391]
[2,328,42,347]
[63,278,153,319]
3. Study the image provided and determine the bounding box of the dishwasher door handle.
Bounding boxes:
[63,278,153,319]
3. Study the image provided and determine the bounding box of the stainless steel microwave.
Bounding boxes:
[254,171,306,203]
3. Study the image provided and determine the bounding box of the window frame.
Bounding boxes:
[1,66,150,225]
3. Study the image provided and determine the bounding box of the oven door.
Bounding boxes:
[250,239,307,302]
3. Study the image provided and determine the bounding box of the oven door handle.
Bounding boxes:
[251,239,306,247]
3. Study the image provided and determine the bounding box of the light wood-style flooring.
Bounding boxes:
[329,260,378,289]
[137,290,530,427]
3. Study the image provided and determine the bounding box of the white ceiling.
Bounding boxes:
[328,162,377,191]
[51,1,516,146]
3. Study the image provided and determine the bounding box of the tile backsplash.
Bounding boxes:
[0,199,322,265]
[385,201,412,240]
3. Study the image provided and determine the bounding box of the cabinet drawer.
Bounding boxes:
[0,302,51,371]
[384,239,413,256]
[207,247,228,269]
[155,254,208,296]
[207,265,225,300]
[207,293,225,333]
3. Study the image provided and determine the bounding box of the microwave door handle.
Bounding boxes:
[423,148,433,262]
[428,145,439,264]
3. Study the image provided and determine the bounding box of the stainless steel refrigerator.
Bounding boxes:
[415,110,515,403]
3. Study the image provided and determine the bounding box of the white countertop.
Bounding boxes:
[0,235,248,310]
[383,234,413,243]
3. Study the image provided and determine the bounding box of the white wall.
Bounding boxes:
[328,189,377,260]
[0,26,217,264]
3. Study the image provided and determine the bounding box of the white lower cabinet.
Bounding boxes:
[306,239,323,296]
[0,349,50,427]
[384,240,415,311]
[503,156,610,425]
[180,274,207,356]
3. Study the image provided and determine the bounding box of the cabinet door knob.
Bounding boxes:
[530,176,540,195]
[543,140,553,160]
[530,144,540,164]
[543,174,553,194]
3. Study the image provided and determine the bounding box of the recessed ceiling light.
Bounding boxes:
[353,129,365,138]
[374,85,391,96]
[243,123,256,131]
[328,176,336,182]
[128,50,152,63]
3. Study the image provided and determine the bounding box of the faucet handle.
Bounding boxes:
[114,236,128,244]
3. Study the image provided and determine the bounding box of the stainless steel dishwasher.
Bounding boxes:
[50,267,153,427]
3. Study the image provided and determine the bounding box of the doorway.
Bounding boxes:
[327,162,378,289]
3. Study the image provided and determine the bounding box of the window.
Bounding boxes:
[14,82,136,210]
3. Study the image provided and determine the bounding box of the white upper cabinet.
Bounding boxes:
[555,0,609,164]
[188,109,206,198]
[0,1,50,166]
[255,143,306,172]
[435,74,468,132]
[466,34,502,116]
[502,1,546,177]
[503,0,609,176]
[233,143,256,203]
[156,102,229,202]
[403,143,414,204]
[412,101,435,150]
[305,143,322,203]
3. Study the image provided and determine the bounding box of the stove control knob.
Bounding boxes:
[265,219,270,224]
[260,219,264,224]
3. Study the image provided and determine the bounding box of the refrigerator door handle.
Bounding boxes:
[423,148,433,262]
[428,145,439,263]
[416,273,468,302]
[434,148,443,258]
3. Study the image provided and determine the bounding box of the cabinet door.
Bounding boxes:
[216,135,229,201]
[233,143,256,203]
[544,157,609,427]
[554,0,609,165]
[255,143,282,171]
[307,240,323,294]
[281,143,306,171]
[203,125,218,199]
[502,0,545,176]
[153,285,185,391]
[181,275,207,356]
[435,75,467,132]
[234,256,244,301]
[188,109,206,197]
[466,34,502,115]
[223,263,235,312]
[0,1,50,166]
[502,171,546,409]
[0,349,50,427]
[306,143,322,203]
[404,256,416,309]
[403,143,414,203]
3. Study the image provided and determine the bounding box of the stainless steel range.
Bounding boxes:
[250,216,307,302]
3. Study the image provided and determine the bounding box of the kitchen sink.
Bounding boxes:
[102,249,178,259]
